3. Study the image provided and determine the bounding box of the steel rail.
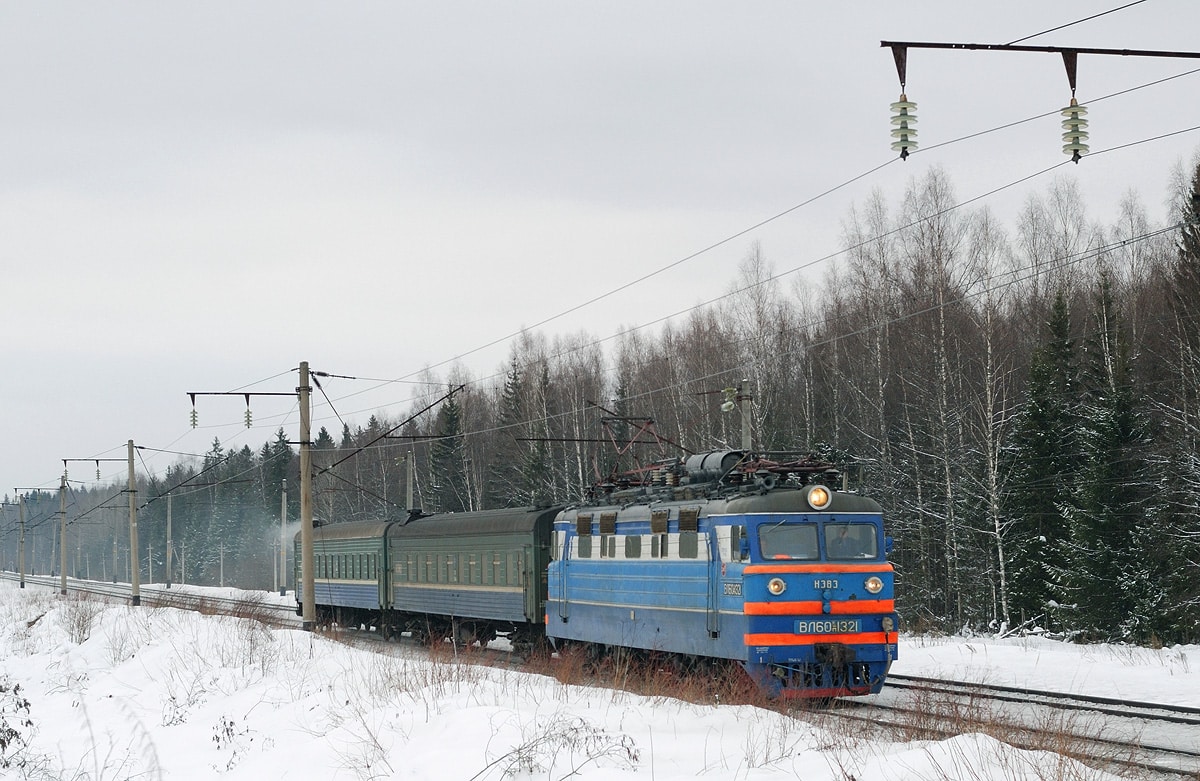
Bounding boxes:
[850,674,1200,777]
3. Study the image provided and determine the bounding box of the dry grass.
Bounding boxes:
[811,681,1169,780]
[145,590,284,628]
[60,594,104,645]
[526,643,778,711]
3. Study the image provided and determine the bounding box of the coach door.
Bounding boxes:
[556,535,571,619]
[521,545,537,620]
[706,535,721,638]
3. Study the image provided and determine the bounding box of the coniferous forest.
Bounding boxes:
[7,160,1200,645]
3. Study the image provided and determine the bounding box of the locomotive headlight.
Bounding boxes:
[767,577,787,596]
[806,484,832,510]
[882,616,895,632]
[864,576,884,594]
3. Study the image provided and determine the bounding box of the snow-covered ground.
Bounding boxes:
[898,632,1196,709]
[1,580,1195,780]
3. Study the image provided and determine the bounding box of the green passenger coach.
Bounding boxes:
[387,506,558,651]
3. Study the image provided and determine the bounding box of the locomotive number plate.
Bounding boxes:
[722,581,742,596]
[795,619,860,634]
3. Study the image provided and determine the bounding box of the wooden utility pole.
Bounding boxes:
[738,379,753,452]
[59,475,67,595]
[18,495,26,588]
[112,507,118,584]
[299,361,315,629]
[406,450,414,511]
[166,493,174,588]
[279,478,287,596]
[128,440,140,606]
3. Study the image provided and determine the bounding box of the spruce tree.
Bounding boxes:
[485,358,526,508]
[1154,160,1200,643]
[1179,161,1200,282]
[431,391,470,512]
[521,363,553,506]
[314,426,336,450]
[1060,269,1152,639]
[262,428,293,513]
[1002,290,1078,626]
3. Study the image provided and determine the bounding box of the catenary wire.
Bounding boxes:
[176,120,1200,485]
[307,65,1200,425]
[1006,0,1151,45]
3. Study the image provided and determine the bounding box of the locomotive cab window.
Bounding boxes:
[758,522,819,560]
[824,523,878,560]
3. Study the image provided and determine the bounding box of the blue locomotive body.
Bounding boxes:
[545,474,897,698]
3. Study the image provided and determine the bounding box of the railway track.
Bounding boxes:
[839,673,1200,778]
[7,572,1197,777]
[0,572,300,625]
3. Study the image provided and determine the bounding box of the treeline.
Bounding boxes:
[6,160,1199,644]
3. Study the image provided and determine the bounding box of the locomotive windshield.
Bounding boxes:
[824,523,878,559]
[758,522,819,560]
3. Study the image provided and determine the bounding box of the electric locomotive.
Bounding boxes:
[545,450,897,698]
[297,449,897,699]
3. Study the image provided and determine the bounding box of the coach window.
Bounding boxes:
[625,536,642,559]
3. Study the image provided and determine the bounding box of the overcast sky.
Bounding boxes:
[3,1,1199,496]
